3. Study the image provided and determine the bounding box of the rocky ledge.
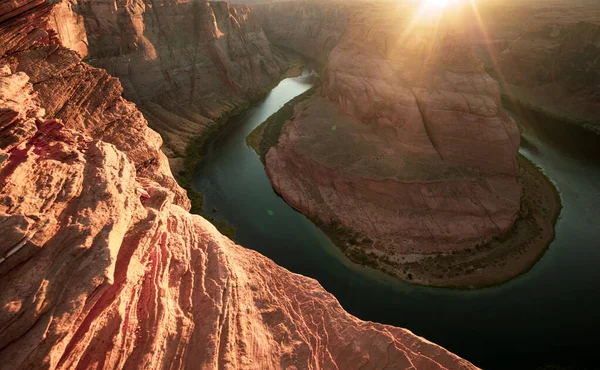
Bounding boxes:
[0,0,477,368]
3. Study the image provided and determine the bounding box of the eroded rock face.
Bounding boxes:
[1,0,187,206]
[262,2,522,254]
[256,1,346,64]
[48,0,292,170]
[0,1,477,368]
[471,0,600,130]
[80,0,284,109]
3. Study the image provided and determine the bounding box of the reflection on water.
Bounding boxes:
[193,71,600,369]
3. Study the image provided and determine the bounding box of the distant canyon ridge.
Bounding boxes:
[50,0,599,169]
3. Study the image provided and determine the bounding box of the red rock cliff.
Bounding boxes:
[48,0,294,171]
[256,1,346,64]
[259,2,522,256]
[0,0,477,368]
[470,0,600,130]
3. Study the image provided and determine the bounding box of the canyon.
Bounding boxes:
[0,0,596,368]
[251,1,559,285]
[0,0,482,368]
[51,0,301,174]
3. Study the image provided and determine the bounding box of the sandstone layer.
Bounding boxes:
[0,0,477,368]
[255,1,346,65]
[470,0,600,132]
[48,0,298,173]
[260,3,522,256]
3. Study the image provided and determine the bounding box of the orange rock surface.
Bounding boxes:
[0,1,477,368]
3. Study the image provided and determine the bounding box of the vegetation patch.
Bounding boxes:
[399,154,561,288]
[310,216,402,277]
[177,107,246,239]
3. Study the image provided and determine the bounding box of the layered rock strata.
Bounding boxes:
[49,0,295,172]
[256,1,346,64]
[0,0,477,368]
[470,0,600,131]
[262,4,522,256]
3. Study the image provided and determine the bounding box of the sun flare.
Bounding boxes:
[424,0,451,9]
[418,0,464,15]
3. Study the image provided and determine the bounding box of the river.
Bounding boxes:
[192,69,600,369]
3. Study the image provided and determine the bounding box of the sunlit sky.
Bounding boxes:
[413,0,469,18]
[420,0,463,12]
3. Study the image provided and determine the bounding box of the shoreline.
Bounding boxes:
[174,49,307,237]
[484,67,599,136]
[247,86,318,163]
[501,93,600,136]
[294,156,560,289]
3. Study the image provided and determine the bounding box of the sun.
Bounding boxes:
[424,0,451,9]
[418,0,464,14]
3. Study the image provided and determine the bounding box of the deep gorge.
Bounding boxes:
[1,0,599,369]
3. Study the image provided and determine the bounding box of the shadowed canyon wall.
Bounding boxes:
[0,0,479,368]
[50,0,293,172]
[469,0,600,131]
[255,1,346,64]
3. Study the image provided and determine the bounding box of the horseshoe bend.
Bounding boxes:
[1,0,598,369]
[252,1,561,287]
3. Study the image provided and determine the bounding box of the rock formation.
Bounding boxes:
[256,1,346,64]
[0,0,477,368]
[470,0,600,132]
[48,0,297,173]
[259,3,522,258]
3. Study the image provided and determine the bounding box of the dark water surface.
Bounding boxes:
[193,70,600,369]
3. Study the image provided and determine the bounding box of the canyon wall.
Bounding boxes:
[49,0,294,172]
[0,0,477,368]
[258,2,522,258]
[256,0,600,131]
[255,1,346,64]
[471,0,600,131]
